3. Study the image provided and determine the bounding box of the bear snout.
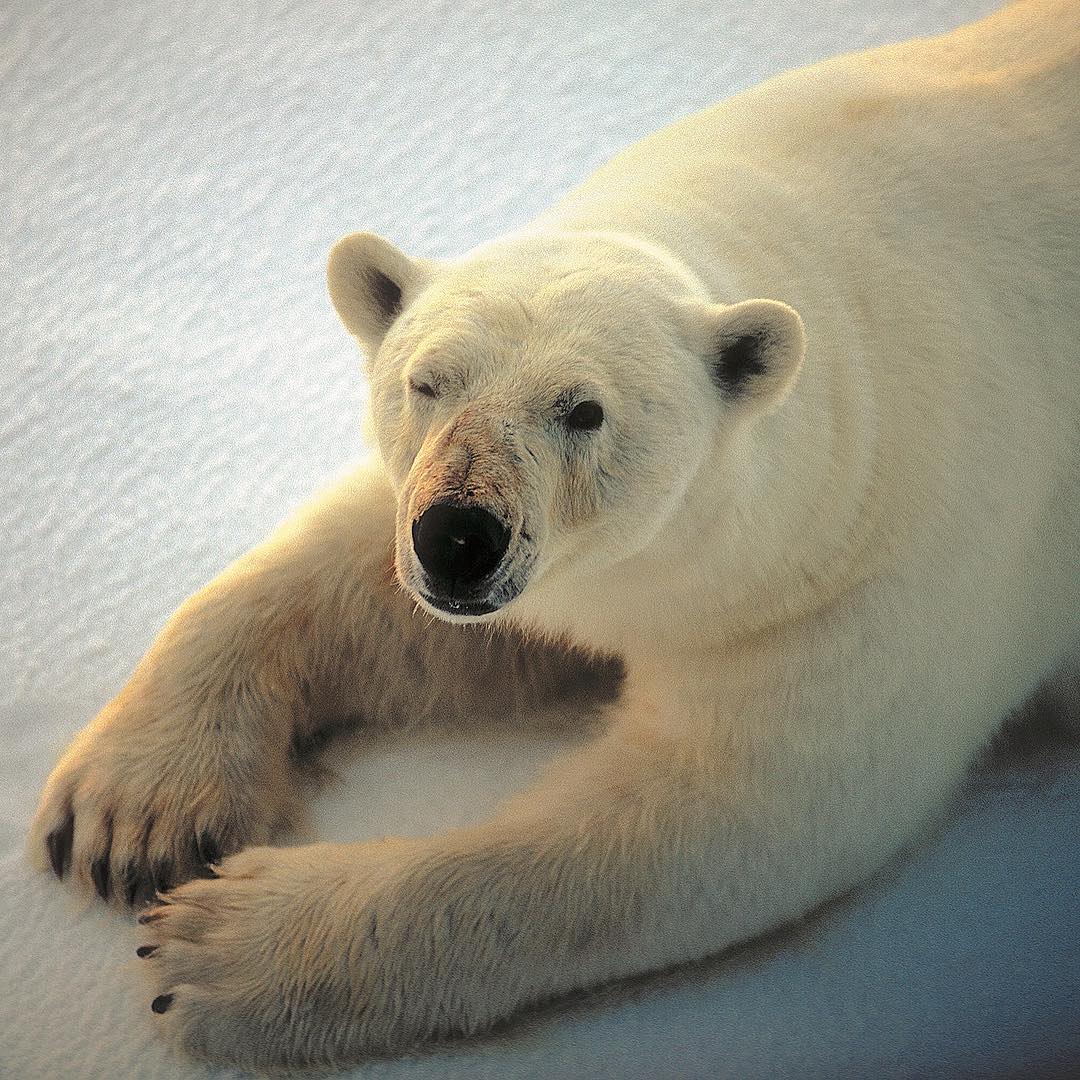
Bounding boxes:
[411,500,511,611]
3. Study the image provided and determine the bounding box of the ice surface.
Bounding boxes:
[3,1,1078,1077]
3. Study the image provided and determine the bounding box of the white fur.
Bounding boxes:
[29,1,1079,1067]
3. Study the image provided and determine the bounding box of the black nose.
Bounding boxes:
[411,501,510,592]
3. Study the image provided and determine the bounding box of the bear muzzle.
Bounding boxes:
[411,499,513,616]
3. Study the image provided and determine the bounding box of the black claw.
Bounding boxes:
[196,830,221,866]
[46,815,74,880]
[191,863,219,879]
[90,855,111,901]
[137,906,166,925]
[150,993,174,1014]
[136,945,158,958]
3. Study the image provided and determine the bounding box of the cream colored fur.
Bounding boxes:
[29,1,1079,1068]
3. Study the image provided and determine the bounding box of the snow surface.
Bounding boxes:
[2,0,1078,1076]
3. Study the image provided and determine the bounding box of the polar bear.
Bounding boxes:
[29,0,1079,1068]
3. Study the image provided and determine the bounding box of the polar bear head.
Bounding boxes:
[328,229,804,626]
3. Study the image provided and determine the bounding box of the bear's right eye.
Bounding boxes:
[409,379,438,399]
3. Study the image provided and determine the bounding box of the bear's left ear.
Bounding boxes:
[695,299,806,414]
[327,231,436,353]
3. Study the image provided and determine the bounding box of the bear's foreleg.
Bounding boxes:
[136,651,966,1068]
[28,457,614,905]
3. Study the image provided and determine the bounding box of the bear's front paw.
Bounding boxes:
[28,693,301,906]
[136,838,535,1068]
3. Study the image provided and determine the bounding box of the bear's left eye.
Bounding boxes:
[564,400,604,432]
[409,379,438,399]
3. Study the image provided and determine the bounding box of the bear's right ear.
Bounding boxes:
[326,232,434,351]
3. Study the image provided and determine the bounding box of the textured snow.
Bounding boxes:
[2,0,1078,1077]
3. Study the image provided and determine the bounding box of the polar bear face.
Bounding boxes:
[328,230,804,624]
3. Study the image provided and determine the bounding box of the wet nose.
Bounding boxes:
[411,501,510,592]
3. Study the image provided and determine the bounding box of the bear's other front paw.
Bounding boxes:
[136,844,388,1067]
[135,839,527,1068]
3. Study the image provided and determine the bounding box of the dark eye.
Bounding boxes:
[409,379,438,399]
[564,400,604,431]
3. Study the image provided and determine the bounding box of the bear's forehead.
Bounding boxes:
[423,276,599,323]
[401,322,608,389]
[399,287,618,365]
[403,263,672,361]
